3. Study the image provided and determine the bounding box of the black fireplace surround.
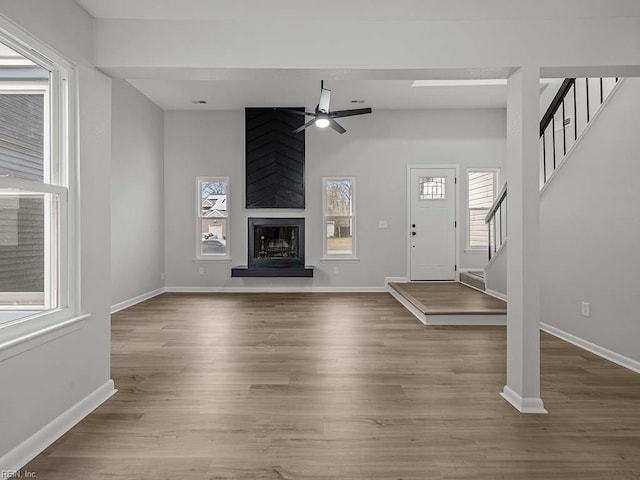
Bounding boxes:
[231,218,313,277]
[249,217,304,268]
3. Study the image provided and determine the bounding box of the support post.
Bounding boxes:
[502,66,547,414]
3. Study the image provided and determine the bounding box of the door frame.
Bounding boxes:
[406,164,460,282]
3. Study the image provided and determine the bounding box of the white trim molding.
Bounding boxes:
[0,314,88,362]
[111,288,165,314]
[384,277,409,286]
[0,380,117,472]
[541,322,640,375]
[485,289,507,301]
[500,386,548,414]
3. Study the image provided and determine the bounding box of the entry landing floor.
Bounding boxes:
[388,281,507,325]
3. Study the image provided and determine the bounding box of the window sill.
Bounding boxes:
[0,313,89,362]
[320,257,360,263]
[464,248,488,255]
[193,257,233,263]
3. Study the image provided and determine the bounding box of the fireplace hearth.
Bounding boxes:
[231,218,313,277]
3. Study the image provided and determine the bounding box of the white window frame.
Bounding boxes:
[195,176,231,261]
[466,168,498,252]
[322,177,357,260]
[0,21,80,342]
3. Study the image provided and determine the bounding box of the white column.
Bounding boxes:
[501,66,547,414]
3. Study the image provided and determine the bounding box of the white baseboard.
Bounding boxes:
[111,288,165,314]
[500,385,548,414]
[0,380,117,472]
[165,286,387,293]
[485,288,507,301]
[540,322,640,375]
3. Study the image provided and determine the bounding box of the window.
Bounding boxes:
[196,177,229,258]
[419,176,446,200]
[467,170,497,249]
[323,178,356,257]
[0,33,73,327]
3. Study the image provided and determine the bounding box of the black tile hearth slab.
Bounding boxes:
[231,266,314,278]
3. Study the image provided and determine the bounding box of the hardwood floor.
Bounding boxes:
[389,282,507,315]
[26,293,640,479]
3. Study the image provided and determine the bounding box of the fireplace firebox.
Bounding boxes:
[231,218,313,277]
[249,217,304,268]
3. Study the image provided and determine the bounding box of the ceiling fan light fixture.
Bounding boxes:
[315,117,330,129]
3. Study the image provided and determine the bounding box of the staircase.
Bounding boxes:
[483,77,622,297]
[459,270,485,291]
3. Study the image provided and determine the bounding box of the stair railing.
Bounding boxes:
[486,77,621,260]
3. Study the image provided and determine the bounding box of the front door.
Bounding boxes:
[409,168,456,280]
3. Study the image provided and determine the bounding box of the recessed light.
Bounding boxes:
[192,100,207,104]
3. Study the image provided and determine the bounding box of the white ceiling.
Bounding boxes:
[128,79,512,111]
[75,0,640,21]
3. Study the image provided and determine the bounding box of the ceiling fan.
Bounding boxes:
[283,81,372,134]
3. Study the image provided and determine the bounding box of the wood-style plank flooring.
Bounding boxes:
[389,282,507,315]
[26,292,640,479]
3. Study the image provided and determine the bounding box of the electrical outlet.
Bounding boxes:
[333,266,339,275]
[198,266,205,275]
[581,302,591,317]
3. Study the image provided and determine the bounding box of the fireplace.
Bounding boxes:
[232,218,312,277]
[249,217,304,268]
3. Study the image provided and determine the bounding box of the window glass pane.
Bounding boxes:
[468,171,495,208]
[0,41,50,182]
[419,177,446,200]
[326,218,353,255]
[200,218,227,255]
[201,180,228,217]
[0,189,59,319]
[326,179,353,215]
[469,209,489,247]
[468,171,496,248]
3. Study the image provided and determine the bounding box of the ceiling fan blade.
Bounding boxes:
[330,108,372,118]
[328,119,346,134]
[318,88,331,113]
[292,119,316,134]
[279,108,315,117]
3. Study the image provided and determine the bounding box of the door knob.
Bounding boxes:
[412,224,416,228]
[412,232,417,236]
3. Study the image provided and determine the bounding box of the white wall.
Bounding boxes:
[0,1,113,465]
[111,79,165,306]
[164,109,506,289]
[540,78,640,363]
[485,243,507,297]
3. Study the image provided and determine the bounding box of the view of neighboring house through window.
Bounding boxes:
[323,177,356,257]
[467,170,497,249]
[197,177,229,257]
[0,38,68,325]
